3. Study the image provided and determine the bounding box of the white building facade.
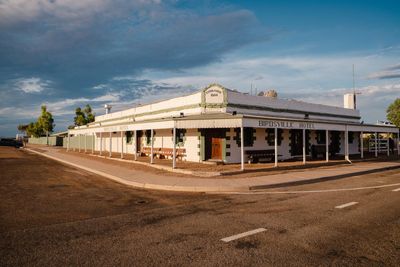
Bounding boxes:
[67,84,399,169]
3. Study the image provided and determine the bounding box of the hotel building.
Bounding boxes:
[66,84,399,169]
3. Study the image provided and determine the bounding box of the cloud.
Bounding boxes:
[367,63,400,80]
[0,0,133,25]
[146,53,398,93]
[0,77,196,135]
[384,63,400,71]
[14,77,50,93]
[0,2,269,91]
[279,83,400,122]
[367,71,400,80]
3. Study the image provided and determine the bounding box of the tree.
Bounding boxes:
[387,98,400,127]
[74,105,95,126]
[74,107,86,126]
[84,104,95,123]
[19,106,54,139]
[37,105,54,134]
[26,122,42,137]
[17,124,29,134]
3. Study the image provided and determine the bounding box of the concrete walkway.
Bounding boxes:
[25,146,400,192]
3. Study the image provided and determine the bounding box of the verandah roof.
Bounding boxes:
[68,113,398,135]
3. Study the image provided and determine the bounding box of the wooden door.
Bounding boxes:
[211,137,223,160]
[290,130,302,156]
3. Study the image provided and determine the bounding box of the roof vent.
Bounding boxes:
[104,104,112,114]
[258,89,278,98]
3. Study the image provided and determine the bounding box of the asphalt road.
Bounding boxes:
[1,147,399,266]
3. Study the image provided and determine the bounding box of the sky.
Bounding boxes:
[0,0,399,137]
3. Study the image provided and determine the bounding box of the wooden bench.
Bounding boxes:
[140,147,160,157]
[141,147,186,160]
[158,148,173,159]
[311,144,326,159]
[176,148,186,160]
[158,148,186,160]
[246,149,278,163]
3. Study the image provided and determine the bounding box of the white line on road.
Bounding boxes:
[335,202,359,209]
[392,188,400,192]
[213,183,400,195]
[221,228,267,242]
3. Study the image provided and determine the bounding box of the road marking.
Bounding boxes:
[392,188,400,192]
[213,183,400,195]
[335,202,358,209]
[221,228,267,242]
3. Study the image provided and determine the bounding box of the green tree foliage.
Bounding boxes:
[387,98,400,127]
[74,107,86,126]
[84,104,95,123]
[20,105,54,137]
[37,105,55,134]
[26,122,43,137]
[17,124,29,134]
[74,104,95,126]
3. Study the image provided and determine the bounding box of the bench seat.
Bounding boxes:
[246,149,281,163]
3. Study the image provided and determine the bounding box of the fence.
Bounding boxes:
[368,138,388,152]
[28,136,63,146]
[63,135,95,150]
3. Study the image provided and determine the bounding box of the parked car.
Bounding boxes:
[0,138,23,148]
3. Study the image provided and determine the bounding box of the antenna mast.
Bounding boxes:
[352,64,355,94]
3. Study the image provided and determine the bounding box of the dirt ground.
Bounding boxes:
[1,146,400,266]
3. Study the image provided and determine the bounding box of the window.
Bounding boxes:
[316,130,326,144]
[235,127,254,147]
[145,130,155,145]
[173,129,186,145]
[126,131,133,144]
[266,128,283,146]
[348,132,354,144]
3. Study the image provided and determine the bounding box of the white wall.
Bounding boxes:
[88,128,361,162]
[226,128,292,163]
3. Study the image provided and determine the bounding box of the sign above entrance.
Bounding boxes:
[204,85,225,105]
[244,118,346,131]
[246,118,345,131]
[258,120,315,129]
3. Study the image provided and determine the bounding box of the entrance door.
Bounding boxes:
[290,129,303,156]
[201,128,227,161]
[211,137,223,160]
[136,131,142,153]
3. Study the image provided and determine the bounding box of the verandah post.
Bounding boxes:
[360,131,364,159]
[84,133,87,153]
[99,132,102,156]
[150,129,154,164]
[121,131,124,159]
[325,130,329,162]
[109,132,112,157]
[274,127,278,167]
[302,128,306,164]
[345,126,349,162]
[375,132,378,157]
[173,126,176,169]
[67,132,70,152]
[92,133,94,154]
[240,126,244,171]
[387,132,390,156]
[134,130,137,161]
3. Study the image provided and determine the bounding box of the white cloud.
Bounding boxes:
[0,0,163,25]
[14,77,50,93]
[281,83,400,123]
[140,51,400,97]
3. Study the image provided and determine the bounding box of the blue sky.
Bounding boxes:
[0,0,399,136]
